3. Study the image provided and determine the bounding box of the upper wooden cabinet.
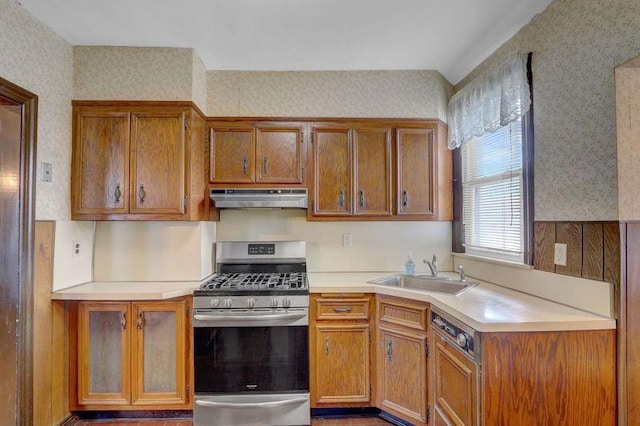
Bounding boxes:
[71,102,207,221]
[311,124,392,217]
[209,121,304,185]
[397,128,434,216]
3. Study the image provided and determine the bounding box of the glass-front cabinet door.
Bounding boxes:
[77,302,131,405]
[131,301,189,406]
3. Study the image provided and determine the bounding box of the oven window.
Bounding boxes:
[195,326,309,393]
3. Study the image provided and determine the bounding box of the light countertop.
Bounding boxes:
[51,272,616,333]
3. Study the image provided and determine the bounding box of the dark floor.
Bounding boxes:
[76,417,394,425]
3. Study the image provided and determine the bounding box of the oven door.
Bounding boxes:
[194,308,309,394]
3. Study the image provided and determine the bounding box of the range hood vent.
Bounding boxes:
[210,188,308,209]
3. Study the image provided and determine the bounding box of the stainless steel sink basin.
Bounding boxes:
[368,274,478,295]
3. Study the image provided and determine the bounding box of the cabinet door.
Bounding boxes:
[130,110,186,214]
[256,126,303,184]
[354,128,392,216]
[315,324,370,404]
[131,301,189,406]
[72,108,130,216]
[397,128,434,216]
[77,302,131,406]
[432,331,478,426]
[379,327,428,424]
[312,127,352,216]
[210,127,255,183]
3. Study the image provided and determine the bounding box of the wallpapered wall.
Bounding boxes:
[0,0,73,221]
[207,70,452,120]
[457,0,640,221]
[191,51,208,114]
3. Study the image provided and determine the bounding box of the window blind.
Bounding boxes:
[461,119,524,262]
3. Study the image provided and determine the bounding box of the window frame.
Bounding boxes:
[452,53,534,265]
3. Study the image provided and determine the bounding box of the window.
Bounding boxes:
[461,119,525,262]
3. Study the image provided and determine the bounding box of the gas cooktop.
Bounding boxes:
[198,272,308,293]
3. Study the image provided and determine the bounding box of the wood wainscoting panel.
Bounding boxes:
[582,223,604,281]
[482,330,616,425]
[533,222,555,272]
[604,222,621,287]
[555,223,583,277]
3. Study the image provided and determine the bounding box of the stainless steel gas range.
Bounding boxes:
[193,241,310,426]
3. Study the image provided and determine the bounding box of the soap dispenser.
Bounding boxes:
[405,252,415,276]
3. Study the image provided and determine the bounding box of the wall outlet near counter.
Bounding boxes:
[72,240,82,257]
[342,233,352,247]
[554,243,567,266]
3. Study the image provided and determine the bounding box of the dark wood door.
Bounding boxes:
[312,127,352,216]
[353,128,392,216]
[72,107,130,216]
[432,330,478,425]
[379,327,428,424]
[210,127,255,183]
[130,110,186,215]
[315,324,370,405]
[397,128,434,216]
[256,126,303,184]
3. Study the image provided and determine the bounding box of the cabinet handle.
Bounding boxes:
[121,312,126,330]
[386,340,393,360]
[403,190,409,207]
[339,189,345,208]
[137,312,144,330]
[138,185,146,203]
[243,156,248,174]
[263,157,269,175]
[333,307,353,313]
[359,189,365,208]
[325,338,330,355]
[114,184,121,203]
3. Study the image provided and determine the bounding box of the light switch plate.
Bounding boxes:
[342,233,352,248]
[554,243,567,266]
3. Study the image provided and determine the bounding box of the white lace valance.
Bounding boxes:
[447,53,531,150]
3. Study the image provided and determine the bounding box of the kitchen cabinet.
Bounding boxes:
[310,294,373,407]
[71,101,207,221]
[376,296,429,425]
[209,121,305,185]
[70,298,192,411]
[431,328,478,426]
[310,125,392,217]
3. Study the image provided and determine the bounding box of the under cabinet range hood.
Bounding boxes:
[210,188,308,209]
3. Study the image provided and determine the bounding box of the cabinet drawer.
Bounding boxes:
[378,297,428,331]
[315,297,370,321]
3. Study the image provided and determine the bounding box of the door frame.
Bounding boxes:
[0,76,38,425]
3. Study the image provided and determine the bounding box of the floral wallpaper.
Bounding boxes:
[207,70,452,121]
[0,0,73,221]
[457,0,640,221]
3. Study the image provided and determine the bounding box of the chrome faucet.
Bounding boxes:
[423,255,438,277]
[458,264,466,282]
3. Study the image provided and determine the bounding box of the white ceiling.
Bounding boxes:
[19,0,553,84]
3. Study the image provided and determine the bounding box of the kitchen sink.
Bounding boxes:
[368,274,478,295]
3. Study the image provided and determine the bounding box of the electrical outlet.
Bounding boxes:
[72,240,81,257]
[342,233,352,248]
[41,162,52,182]
[554,243,567,266]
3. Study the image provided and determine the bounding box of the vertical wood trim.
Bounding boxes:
[619,223,628,426]
[32,221,55,425]
[582,223,604,281]
[555,223,583,277]
[51,300,69,423]
[624,223,640,424]
[604,223,621,288]
[533,222,555,272]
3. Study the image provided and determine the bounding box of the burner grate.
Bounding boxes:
[201,272,308,291]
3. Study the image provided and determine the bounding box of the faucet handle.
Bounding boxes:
[458,264,466,282]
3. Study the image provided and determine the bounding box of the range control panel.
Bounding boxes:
[247,243,276,255]
[431,310,478,361]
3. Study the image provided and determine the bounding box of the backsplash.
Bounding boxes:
[215,209,452,273]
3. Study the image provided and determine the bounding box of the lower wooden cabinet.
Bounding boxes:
[310,294,373,407]
[70,298,192,410]
[377,296,429,425]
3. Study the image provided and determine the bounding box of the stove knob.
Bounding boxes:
[247,298,256,308]
[270,297,279,308]
[210,298,220,308]
[223,298,233,308]
[282,297,291,308]
[456,333,468,348]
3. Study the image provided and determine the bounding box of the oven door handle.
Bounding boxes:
[195,396,308,409]
[193,312,307,322]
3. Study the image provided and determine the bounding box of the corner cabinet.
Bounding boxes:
[71,102,207,221]
[69,298,193,411]
[310,294,373,407]
[376,295,429,425]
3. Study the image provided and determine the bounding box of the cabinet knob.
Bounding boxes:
[263,157,269,175]
[403,190,409,207]
[325,338,330,355]
[386,340,393,360]
[243,156,248,174]
[138,185,146,203]
[339,189,345,208]
[114,183,121,203]
[359,189,365,208]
